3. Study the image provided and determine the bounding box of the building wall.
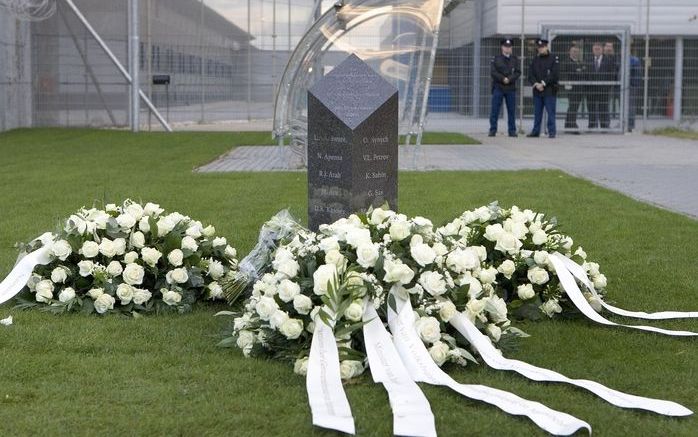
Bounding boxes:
[0,15,31,131]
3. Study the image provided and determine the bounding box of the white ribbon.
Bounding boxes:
[387,294,591,436]
[449,313,693,417]
[363,303,437,437]
[306,319,355,434]
[553,253,698,321]
[0,246,52,306]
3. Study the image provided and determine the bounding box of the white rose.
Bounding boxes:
[132,288,152,305]
[35,280,54,303]
[419,271,447,296]
[116,213,137,230]
[141,247,162,268]
[345,228,371,248]
[88,288,104,299]
[412,216,433,232]
[505,220,529,240]
[78,260,94,277]
[485,296,509,323]
[138,217,151,233]
[429,341,450,366]
[167,249,184,267]
[51,267,68,284]
[486,324,502,342]
[279,318,304,340]
[313,264,337,295]
[143,202,163,217]
[106,261,123,277]
[293,294,313,315]
[94,293,115,314]
[202,225,216,237]
[185,224,203,239]
[533,251,549,266]
[389,220,411,242]
[517,283,536,300]
[275,258,300,279]
[113,238,126,255]
[475,206,492,222]
[225,246,237,259]
[415,316,442,344]
[181,236,199,252]
[208,259,225,280]
[446,248,480,273]
[484,224,504,242]
[125,202,144,220]
[478,267,498,285]
[166,268,189,285]
[587,293,603,312]
[575,246,587,260]
[339,360,364,380]
[98,238,116,258]
[432,242,448,256]
[124,251,139,264]
[50,240,72,261]
[105,203,117,212]
[324,250,347,273]
[497,260,516,278]
[383,258,415,285]
[236,330,255,356]
[532,230,548,246]
[356,243,379,268]
[410,243,436,267]
[593,274,607,289]
[81,241,99,258]
[212,236,227,248]
[130,231,145,249]
[495,232,522,255]
[156,216,177,237]
[270,310,290,330]
[527,267,550,285]
[122,263,145,285]
[344,301,364,322]
[255,296,278,320]
[277,279,301,303]
[541,299,563,317]
[116,283,134,305]
[294,357,309,376]
[466,299,487,321]
[439,300,457,322]
[58,287,76,303]
[369,208,394,225]
[318,236,340,252]
[162,290,182,306]
[208,282,223,300]
[561,236,574,250]
[586,262,600,277]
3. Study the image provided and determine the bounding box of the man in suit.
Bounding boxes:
[527,39,559,138]
[562,44,586,132]
[489,38,521,137]
[588,42,614,129]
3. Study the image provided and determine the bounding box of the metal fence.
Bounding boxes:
[2,0,697,132]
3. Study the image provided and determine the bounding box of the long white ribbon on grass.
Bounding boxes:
[449,312,693,417]
[552,252,698,321]
[387,293,591,436]
[0,246,52,306]
[306,319,356,434]
[363,303,437,437]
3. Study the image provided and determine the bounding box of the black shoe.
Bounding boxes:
[526,133,539,138]
[508,133,518,137]
[548,134,556,138]
[488,131,496,137]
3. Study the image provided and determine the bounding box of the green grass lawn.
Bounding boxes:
[651,127,698,141]
[0,128,696,436]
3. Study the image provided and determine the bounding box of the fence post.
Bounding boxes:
[673,37,683,124]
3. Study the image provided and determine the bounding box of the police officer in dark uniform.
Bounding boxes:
[488,38,521,137]
[527,38,559,138]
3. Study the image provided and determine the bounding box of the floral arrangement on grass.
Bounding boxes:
[218,207,524,378]
[16,200,238,315]
[436,202,607,321]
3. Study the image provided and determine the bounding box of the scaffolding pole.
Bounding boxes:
[62,0,171,132]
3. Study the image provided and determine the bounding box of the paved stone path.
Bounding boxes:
[196,133,698,218]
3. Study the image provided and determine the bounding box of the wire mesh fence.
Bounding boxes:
[1,0,697,132]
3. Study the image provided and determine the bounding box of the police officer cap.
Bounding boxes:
[535,38,549,47]
[500,38,513,47]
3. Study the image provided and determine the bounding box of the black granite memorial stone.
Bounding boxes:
[307,54,398,231]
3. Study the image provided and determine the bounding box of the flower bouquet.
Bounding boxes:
[10,200,238,315]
